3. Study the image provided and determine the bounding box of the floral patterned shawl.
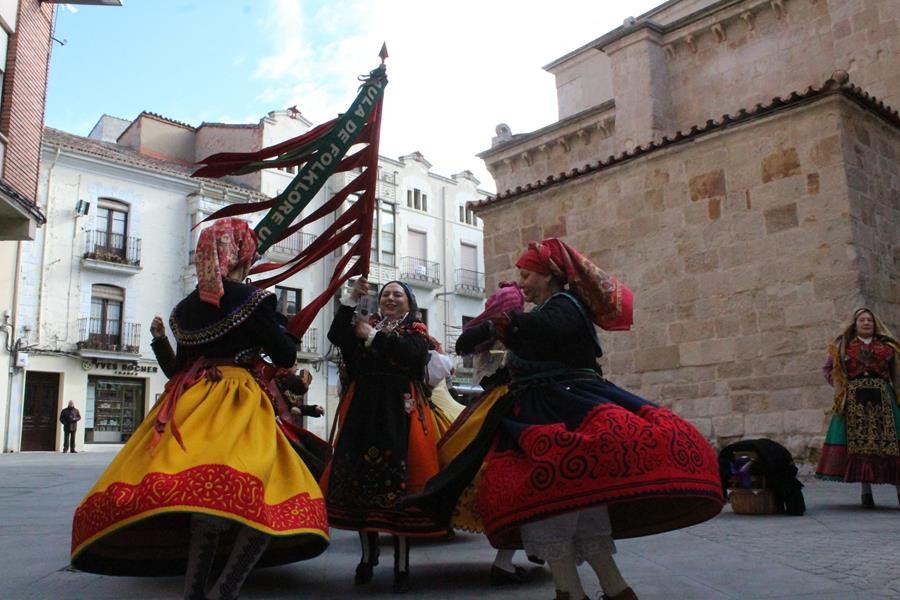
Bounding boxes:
[195,218,259,306]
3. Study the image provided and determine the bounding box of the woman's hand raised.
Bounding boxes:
[351,277,369,301]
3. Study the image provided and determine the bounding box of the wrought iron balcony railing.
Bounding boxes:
[83,230,141,266]
[398,256,440,286]
[77,318,141,353]
[454,268,485,294]
[271,231,316,255]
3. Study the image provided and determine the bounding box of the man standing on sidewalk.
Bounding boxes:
[59,401,81,453]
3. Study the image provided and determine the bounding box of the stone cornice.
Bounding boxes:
[478,101,616,180]
[471,73,899,213]
[545,0,806,70]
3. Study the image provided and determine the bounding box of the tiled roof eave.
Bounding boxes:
[0,178,45,224]
[43,129,266,201]
[473,74,899,213]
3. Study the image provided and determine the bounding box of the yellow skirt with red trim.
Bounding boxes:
[437,385,509,533]
[70,366,329,576]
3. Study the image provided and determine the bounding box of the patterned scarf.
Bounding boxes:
[515,237,633,331]
[195,218,259,306]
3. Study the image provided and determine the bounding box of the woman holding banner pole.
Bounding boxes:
[323,276,444,593]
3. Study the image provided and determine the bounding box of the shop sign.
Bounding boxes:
[82,360,159,376]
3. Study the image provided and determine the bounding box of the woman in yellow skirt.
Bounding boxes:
[71,219,329,600]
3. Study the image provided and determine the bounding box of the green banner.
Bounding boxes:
[254,65,387,253]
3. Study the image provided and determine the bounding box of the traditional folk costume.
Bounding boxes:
[322,280,443,592]
[815,308,900,503]
[413,239,723,600]
[71,220,328,599]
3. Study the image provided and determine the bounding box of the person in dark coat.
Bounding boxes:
[59,401,81,453]
[718,438,806,515]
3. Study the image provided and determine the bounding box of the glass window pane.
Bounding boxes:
[96,207,109,227]
[106,302,121,335]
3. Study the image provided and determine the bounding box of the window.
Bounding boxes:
[406,188,427,212]
[90,285,124,347]
[0,27,8,120]
[274,286,302,318]
[408,229,427,260]
[369,199,396,266]
[95,199,130,259]
[460,204,477,226]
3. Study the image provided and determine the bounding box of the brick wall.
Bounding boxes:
[477,95,897,459]
[0,0,54,203]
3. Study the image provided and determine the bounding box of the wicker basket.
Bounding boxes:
[729,487,778,515]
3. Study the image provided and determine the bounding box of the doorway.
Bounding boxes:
[21,371,60,451]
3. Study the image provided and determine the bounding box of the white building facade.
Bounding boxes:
[3,109,488,453]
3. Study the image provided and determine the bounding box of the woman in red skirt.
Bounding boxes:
[438,238,723,600]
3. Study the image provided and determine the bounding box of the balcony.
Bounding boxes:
[454,268,485,298]
[268,231,316,261]
[338,254,398,287]
[298,327,319,355]
[398,256,441,289]
[82,230,142,274]
[77,318,142,357]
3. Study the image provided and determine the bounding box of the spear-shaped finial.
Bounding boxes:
[379,42,389,64]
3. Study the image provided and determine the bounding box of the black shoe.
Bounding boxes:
[862,492,875,509]
[392,569,409,594]
[490,564,530,585]
[601,587,638,600]
[354,558,378,585]
[526,554,545,566]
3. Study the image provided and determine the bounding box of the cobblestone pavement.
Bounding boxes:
[1,450,898,599]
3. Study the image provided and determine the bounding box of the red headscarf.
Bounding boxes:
[195,218,259,306]
[515,237,633,331]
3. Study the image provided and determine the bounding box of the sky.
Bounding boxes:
[46,0,662,193]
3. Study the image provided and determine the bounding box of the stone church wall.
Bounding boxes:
[478,95,898,458]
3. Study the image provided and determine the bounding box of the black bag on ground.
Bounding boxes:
[718,438,806,516]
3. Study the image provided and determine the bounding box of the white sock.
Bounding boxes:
[586,551,628,598]
[547,557,585,599]
[493,549,516,572]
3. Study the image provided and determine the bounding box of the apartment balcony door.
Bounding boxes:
[460,243,477,272]
[407,229,426,261]
[21,372,60,451]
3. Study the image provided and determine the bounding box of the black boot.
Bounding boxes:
[354,531,380,585]
[183,515,228,600]
[392,535,410,593]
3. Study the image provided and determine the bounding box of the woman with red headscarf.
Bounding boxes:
[435,238,723,600]
[70,219,329,600]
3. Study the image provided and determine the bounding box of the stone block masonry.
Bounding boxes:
[477,95,899,460]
